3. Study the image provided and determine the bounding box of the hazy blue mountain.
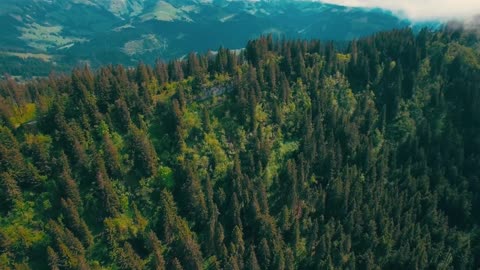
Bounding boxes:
[0,0,434,76]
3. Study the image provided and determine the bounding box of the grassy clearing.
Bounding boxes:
[141,1,181,22]
[122,34,167,56]
[19,23,87,51]
[140,1,192,22]
[0,52,53,62]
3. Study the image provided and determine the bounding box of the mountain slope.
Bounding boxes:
[0,0,429,77]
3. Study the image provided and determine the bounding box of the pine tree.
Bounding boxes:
[96,158,121,217]
[102,134,123,178]
[117,242,144,270]
[258,238,271,269]
[0,172,22,211]
[147,231,166,270]
[114,98,132,133]
[47,246,60,270]
[154,60,169,84]
[187,52,201,77]
[60,198,93,247]
[127,125,157,177]
[170,258,184,270]
[58,152,82,208]
[246,247,261,270]
[180,166,208,223]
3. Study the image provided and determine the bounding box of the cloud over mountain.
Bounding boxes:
[319,0,480,21]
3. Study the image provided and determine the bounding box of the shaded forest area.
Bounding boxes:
[1,26,480,269]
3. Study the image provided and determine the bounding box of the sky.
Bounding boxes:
[318,0,480,21]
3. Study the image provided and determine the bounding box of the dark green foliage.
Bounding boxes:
[60,198,93,247]
[127,124,158,177]
[117,242,144,270]
[0,172,22,211]
[0,26,479,269]
[147,231,166,270]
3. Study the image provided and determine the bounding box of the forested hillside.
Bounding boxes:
[1,26,480,269]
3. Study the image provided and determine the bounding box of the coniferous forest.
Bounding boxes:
[1,26,480,269]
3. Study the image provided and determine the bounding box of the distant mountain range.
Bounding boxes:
[0,0,436,76]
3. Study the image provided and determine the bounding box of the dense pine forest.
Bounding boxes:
[1,26,480,269]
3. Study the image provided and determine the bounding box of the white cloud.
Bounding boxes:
[318,0,480,21]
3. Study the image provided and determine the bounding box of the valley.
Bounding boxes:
[0,0,433,77]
